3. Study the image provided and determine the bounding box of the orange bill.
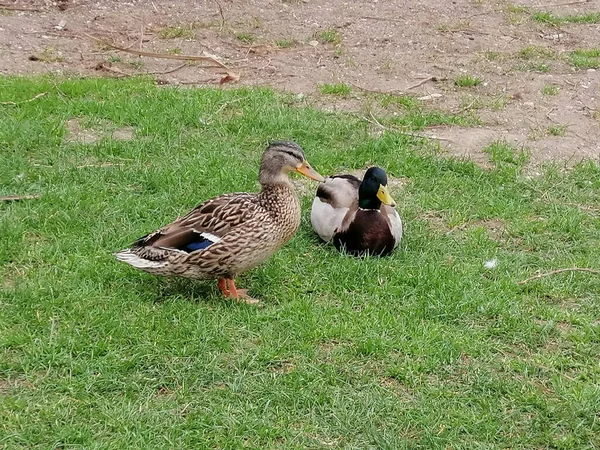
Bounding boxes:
[296,160,325,182]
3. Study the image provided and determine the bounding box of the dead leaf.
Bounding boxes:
[219,71,240,84]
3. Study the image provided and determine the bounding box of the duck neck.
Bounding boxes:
[358,196,381,210]
[259,169,293,187]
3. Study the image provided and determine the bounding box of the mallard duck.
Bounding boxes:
[310,167,402,256]
[115,141,324,304]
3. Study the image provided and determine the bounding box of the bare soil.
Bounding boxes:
[1,0,599,165]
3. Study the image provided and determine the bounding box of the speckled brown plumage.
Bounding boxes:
[115,141,324,303]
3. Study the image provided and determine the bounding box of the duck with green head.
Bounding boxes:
[310,166,402,256]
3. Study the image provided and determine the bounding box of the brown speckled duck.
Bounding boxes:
[115,141,324,304]
[311,167,402,256]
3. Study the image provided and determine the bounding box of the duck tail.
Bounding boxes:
[114,249,168,270]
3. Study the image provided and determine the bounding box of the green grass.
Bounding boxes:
[517,45,557,60]
[569,48,600,69]
[275,38,297,49]
[532,11,600,25]
[235,32,256,44]
[455,75,482,88]
[1,76,600,449]
[541,84,559,96]
[317,28,342,45]
[158,25,195,40]
[483,140,529,166]
[547,124,567,137]
[516,62,551,73]
[318,83,351,96]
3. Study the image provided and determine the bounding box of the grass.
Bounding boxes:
[1,76,600,449]
[455,75,482,88]
[504,4,529,24]
[516,62,551,73]
[517,46,556,60]
[483,140,529,166]
[275,39,297,49]
[459,94,509,111]
[158,25,195,40]
[235,32,256,44]
[318,83,352,96]
[547,125,567,137]
[541,85,559,96]
[569,49,600,69]
[317,28,342,45]
[532,11,600,25]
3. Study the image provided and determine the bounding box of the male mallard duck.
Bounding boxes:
[310,167,402,256]
[116,141,324,304]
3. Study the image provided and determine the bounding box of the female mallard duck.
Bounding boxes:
[116,141,324,304]
[310,166,402,256]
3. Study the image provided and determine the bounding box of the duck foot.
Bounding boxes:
[219,278,260,305]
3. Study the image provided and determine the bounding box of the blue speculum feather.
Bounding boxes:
[186,240,213,251]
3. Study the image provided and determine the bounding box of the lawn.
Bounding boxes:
[1,76,599,449]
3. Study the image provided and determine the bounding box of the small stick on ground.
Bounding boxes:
[406,76,446,91]
[0,92,48,106]
[1,195,41,202]
[361,112,454,142]
[84,33,229,69]
[518,268,600,285]
[351,77,444,95]
[214,0,226,31]
[0,4,41,11]
[350,82,401,94]
[359,16,404,23]
[530,0,589,7]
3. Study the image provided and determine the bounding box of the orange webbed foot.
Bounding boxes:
[223,278,260,305]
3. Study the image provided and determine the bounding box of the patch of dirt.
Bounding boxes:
[65,118,135,144]
[0,376,33,394]
[1,0,599,165]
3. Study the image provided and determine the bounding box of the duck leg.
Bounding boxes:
[217,278,230,296]
[224,278,260,305]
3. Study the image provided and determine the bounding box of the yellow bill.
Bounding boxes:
[377,184,396,207]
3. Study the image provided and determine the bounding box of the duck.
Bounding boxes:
[115,141,324,304]
[310,166,402,256]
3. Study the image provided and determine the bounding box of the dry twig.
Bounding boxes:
[1,195,41,202]
[84,33,229,69]
[351,77,444,95]
[361,112,453,142]
[214,0,226,30]
[518,268,600,285]
[406,76,446,90]
[0,3,41,11]
[359,16,404,23]
[530,0,589,7]
[0,91,48,105]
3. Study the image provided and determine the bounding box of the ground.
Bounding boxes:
[1,0,599,165]
[1,2,600,449]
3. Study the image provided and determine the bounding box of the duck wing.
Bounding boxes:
[311,174,360,242]
[129,192,262,259]
[381,204,403,248]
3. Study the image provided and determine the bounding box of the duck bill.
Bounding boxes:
[377,185,396,207]
[296,161,325,182]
